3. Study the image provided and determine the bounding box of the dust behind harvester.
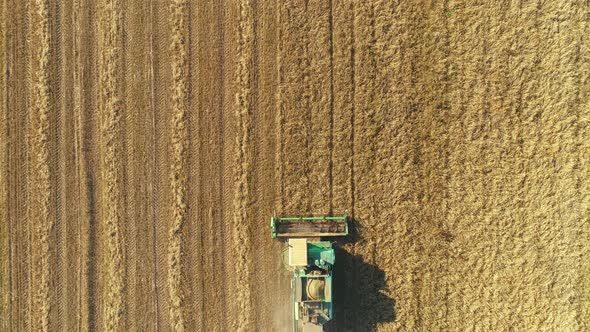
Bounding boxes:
[271,215,349,332]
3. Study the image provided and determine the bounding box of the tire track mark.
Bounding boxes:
[233,0,254,330]
[186,1,205,330]
[220,3,238,329]
[31,1,53,330]
[61,0,81,324]
[168,1,189,331]
[26,2,35,329]
[186,1,203,330]
[153,0,173,328]
[124,1,157,331]
[9,9,28,323]
[51,0,72,329]
[117,10,130,327]
[148,0,163,328]
[190,0,226,329]
[74,0,103,330]
[49,1,63,328]
[11,1,32,329]
[98,0,124,329]
[73,0,98,329]
[121,1,144,330]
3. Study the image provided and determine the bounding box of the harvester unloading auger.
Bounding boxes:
[271,215,349,332]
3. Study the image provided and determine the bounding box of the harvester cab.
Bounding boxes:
[271,215,349,332]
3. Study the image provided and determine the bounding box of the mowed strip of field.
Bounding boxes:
[1,1,589,332]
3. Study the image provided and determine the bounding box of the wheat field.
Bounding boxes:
[1,1,589,331]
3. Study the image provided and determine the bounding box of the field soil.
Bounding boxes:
[1,1,589,331]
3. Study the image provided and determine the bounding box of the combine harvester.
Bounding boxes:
[271,215,349,332]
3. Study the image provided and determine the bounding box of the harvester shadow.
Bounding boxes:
[327,219,396,331]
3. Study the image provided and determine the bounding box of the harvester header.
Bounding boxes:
[270,215,349,239]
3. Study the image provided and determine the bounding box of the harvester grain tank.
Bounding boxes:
[271,215,349,332]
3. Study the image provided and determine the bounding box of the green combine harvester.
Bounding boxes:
[271,215,349,332]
